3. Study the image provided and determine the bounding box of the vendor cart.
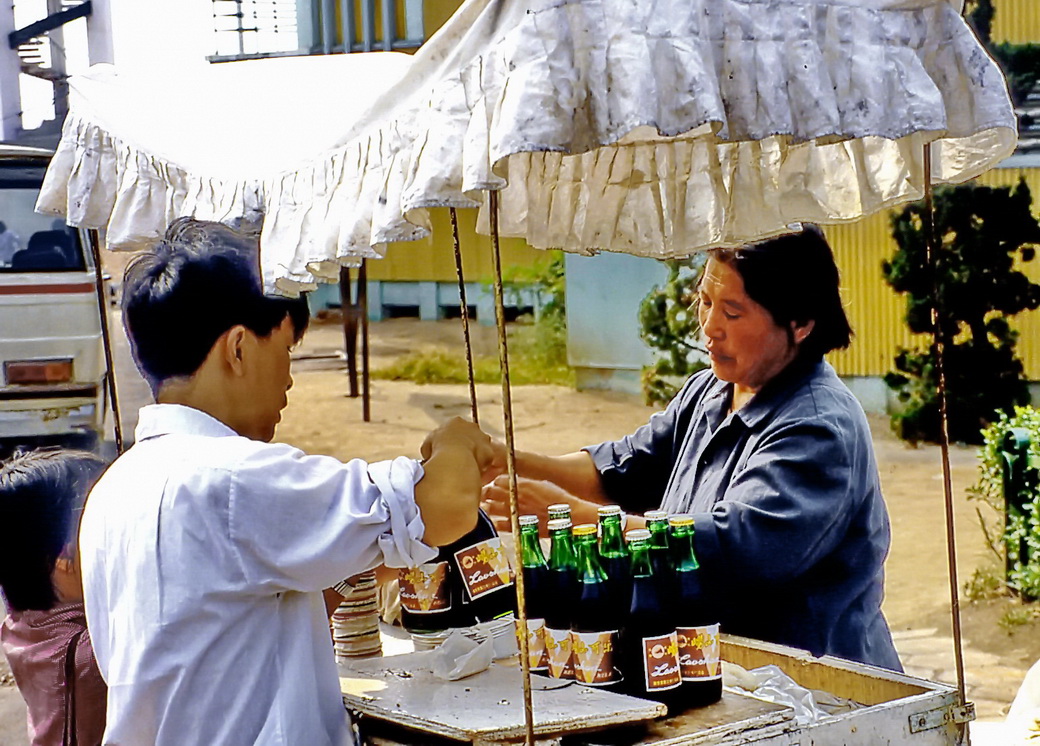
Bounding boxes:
[34,0,1019,744]
[338,635,970,745]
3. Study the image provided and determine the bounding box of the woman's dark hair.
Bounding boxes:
[122,217,310,393]
[707,225,853,360]
[0,449,107,612]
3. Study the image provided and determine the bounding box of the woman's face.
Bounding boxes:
[697,257,807,393]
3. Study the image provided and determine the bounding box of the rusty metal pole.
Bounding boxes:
[450,208,480,423]
[488,190,536,746]
[923,143,971,739]
[88,230,124,455]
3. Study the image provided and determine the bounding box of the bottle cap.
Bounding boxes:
[597,505,622,516]
[518,515,539,527]
[547,518,573,532]
[625,529,651,541]
[668,514,694,527]
[644,510,668,521]
[573,523,598,537]
[547,503,571,515]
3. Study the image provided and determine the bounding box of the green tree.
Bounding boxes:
[966,0,995,45]
[638,257,708,406]
[883,181,1040,444]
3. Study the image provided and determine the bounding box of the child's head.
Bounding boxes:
[0,449,107,612]
[121,217,310,396]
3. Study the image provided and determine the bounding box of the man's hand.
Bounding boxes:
[421,417,493,472]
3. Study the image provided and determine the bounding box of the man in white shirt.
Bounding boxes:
[79,217,490,746]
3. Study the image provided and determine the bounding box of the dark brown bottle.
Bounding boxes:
[622,529,682,711]
[570,523,622,689]
[669,515,722,707]
[449,509,517,624]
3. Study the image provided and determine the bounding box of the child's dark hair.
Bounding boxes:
[0,449,107,612]
[122,217,310,393]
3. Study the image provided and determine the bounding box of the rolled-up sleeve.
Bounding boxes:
[227,445,438,593]
[692,420,857,586]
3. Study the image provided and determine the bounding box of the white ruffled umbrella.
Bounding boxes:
[39,0,1015,295]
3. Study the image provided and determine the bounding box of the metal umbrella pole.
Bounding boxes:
[88,230,125,455]
[450,207,480,424]
[488,190,536,746]
[922,143,973,738]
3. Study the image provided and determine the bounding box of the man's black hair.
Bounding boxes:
[0,449,107,612]
[707,225,853,360]
[122,218,310,392]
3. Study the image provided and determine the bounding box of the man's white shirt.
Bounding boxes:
[79,404,437,745]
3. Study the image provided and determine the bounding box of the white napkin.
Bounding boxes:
[429,629,494,681]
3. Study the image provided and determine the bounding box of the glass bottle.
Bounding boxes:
[544,517,577,679]
[519,514,550,672]
[622,529,682,709]
[597,505,632,620]
[449,509,517,625]
[570,523,622,688]
[644,509,672,579]
[669,514,722,707]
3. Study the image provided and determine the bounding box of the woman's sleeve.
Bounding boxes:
[226,445,439,593]
[584,373,709,514]
[691,418,859,585]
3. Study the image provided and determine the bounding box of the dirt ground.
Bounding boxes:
[283,318,1040,671]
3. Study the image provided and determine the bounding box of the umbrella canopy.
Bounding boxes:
[38,0,1015,295]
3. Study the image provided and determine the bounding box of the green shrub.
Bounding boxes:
[638,257,709,406]
[970,407,1040,598]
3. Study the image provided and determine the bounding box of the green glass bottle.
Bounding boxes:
[570,524,621,688]
[644,510,672,579]
[622,529,682,709]
[519,515,549,672]
[547,503,571,524]
[544,517,577,679]
[597,505,632,617]
[668,515,722,707]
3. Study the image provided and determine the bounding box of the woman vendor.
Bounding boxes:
[481,225,902,672]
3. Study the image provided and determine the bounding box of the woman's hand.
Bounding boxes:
[481,476,592,532]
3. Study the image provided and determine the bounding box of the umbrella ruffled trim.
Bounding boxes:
[37,0,1017,296]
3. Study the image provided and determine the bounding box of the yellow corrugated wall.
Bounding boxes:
[825,168,1040,380]
[367,207,552,282]
[991,0,1040,45]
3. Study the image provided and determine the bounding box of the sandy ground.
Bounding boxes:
[2,316,1037,742]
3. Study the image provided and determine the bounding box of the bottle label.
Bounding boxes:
[545,626,573,679]
[571,630,620,685]
[641,631,682,691]
[454,538,513,601]
[517,618,548,671]
[676,624,722,681]
[398,562,450,613]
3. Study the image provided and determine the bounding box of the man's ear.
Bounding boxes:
[791,319,815,346]
[223,326,249,376]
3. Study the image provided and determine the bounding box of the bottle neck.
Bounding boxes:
[520,527,547,568]
[599,516,628,558]
[548,530,577,570]
[574,536,608,582]
[629,541,653,578]
[647,521,670,551]
[669,527,700,572]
